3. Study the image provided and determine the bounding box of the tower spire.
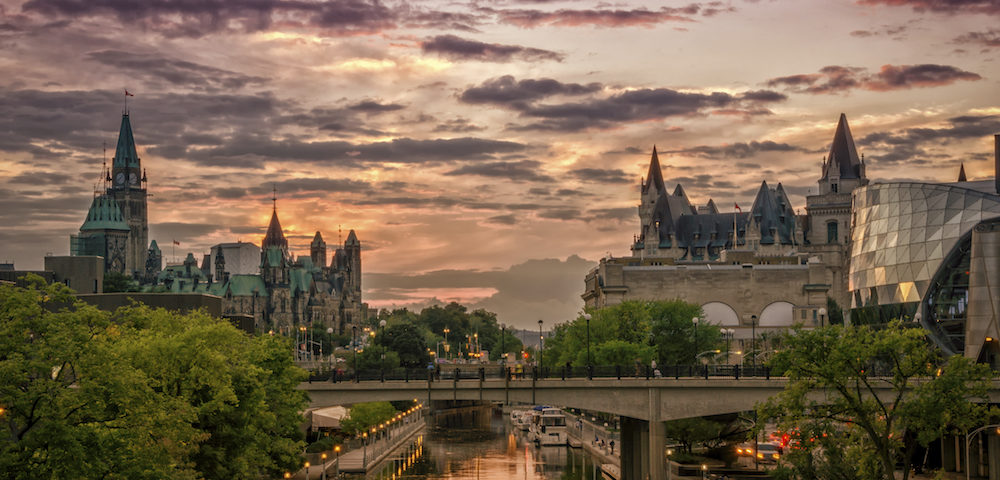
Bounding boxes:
[272,184,277,211]
[822,113,863,180]
[958,163,968,182]
[642,145,666,194]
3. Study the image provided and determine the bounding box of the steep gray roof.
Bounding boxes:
[821,113,863,181]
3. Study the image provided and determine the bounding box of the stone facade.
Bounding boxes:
[584,115,871,337]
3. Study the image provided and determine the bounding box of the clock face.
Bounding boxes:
[116,172,125,185]
[129,173,138,185]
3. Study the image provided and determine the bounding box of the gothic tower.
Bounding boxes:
[805,113,869,246]
[106,113,149,277]
[310,231,327,268]
[260,203,290,286]
[344,230,361,297]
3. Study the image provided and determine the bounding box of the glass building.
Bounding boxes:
[849,180,1000,354]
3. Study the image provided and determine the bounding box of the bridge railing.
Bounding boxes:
[303,364,778,383]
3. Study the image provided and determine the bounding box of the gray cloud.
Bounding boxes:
[85,50,267,90]
[486,4,721,28]
[668,140,808,158]
[953,29,1000,48]
[444,160,554,182]
[857,0,1000,16]
[570,167,632,184]
[421,34,563,62]
[858,114,1000,165]
[459,75,602,108]
[766,64,981,94]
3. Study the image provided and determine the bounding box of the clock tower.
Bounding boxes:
[107,113,149,277]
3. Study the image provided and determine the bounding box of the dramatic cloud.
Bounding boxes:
[459,75,602,107]
[347,100,406,113]
[459,77,786,131]
[489,5,716,28]
[570,168,632,184]
[766,64,981,94]
[85,50,267,90]
[953,29,1000,48]
[421,34,563,62]
[858,0,1000,16]
[668,140,808,158]
[22,0,399,38]
[444,160,555,182]
[859,114,1000,164]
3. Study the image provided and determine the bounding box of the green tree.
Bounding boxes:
[339,402,398,436]
[380,321,430,367]
[0,275,308,480]
[103,270,139,292]
[648,300,715,365]
[663,417,728,454]
[759,322,992,480]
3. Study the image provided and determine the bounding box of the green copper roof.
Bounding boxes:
[113,114,140,169]
[80,195,130,231]
[149,239,160,253]
[290,268,312,296]
[263,246,285,267]
[224,274,269,297]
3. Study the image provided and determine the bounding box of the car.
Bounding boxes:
[755,443,781,463]
[736,443,755,457]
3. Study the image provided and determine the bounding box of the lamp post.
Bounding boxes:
[304,461,310,480]
[334,445,341,478]
[352,325,358,382]
[692,317,700,364]
[501,325,506,367]
[443,327,450,360]
[320,453,328,480]
[379,319,387,380]
[538,320,544,371]
[818,307,827,327]
[584,313,592,367]
[750,314,758,372]
[966,424,1000,480]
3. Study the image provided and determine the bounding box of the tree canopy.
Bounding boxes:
[760,322,993,480]
[0,275,308,479]
[543,300,718,367]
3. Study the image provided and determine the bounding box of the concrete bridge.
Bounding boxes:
[301,376,1000,480]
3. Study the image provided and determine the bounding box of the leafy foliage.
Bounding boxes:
[544,300,717,367]
[103,270,139,292]
[0,275,308,479]
[339,402,398,436]
[760,322,993,480]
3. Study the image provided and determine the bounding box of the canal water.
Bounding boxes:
[346,415,608,480]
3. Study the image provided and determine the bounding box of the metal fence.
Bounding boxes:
[305,364,780,383]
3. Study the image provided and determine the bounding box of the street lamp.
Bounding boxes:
[583,312,593,367]
[334,445,341,478]
[501,324,506,366]
[321,452,328,480]
[379,319,387,380]
[692,317,700,364]
[538,319,544,371]
[443,327,450,360]
[750,314,758,372]
[818,307,827,327]
[966,424,1000,480]
[352,325,358,382]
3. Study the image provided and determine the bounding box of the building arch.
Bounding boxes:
[759,301,794,327]
[701,302,739,326]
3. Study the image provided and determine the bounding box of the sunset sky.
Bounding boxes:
[1,0,998,328]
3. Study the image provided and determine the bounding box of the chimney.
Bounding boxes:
[995,134,999,194]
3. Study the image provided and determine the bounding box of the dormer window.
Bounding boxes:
[832,183,838,193]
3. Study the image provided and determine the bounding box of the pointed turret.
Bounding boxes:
[641,146,666,194]
[958,163,968,182]
[80,195,130,232]
[113,114,140,170]
[822,113,863,181]
[345,230,360,247]
[262,209,288,250]
[310,231,327,268]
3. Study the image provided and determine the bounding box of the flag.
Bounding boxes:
[734,203,741,211]
[125,89,134,97]
[172,240,180,246]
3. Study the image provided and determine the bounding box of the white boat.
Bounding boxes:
[515,410,535,431]
[510,408,528,424]
[529,407,568,446]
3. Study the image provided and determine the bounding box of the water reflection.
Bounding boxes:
[348,417,604,480]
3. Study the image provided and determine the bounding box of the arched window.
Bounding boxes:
[827,221,838,244]
[759,302,794,327]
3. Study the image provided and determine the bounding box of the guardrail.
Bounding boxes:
[304,364,781,383]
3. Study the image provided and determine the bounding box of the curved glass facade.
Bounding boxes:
[849,181,1000,353]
